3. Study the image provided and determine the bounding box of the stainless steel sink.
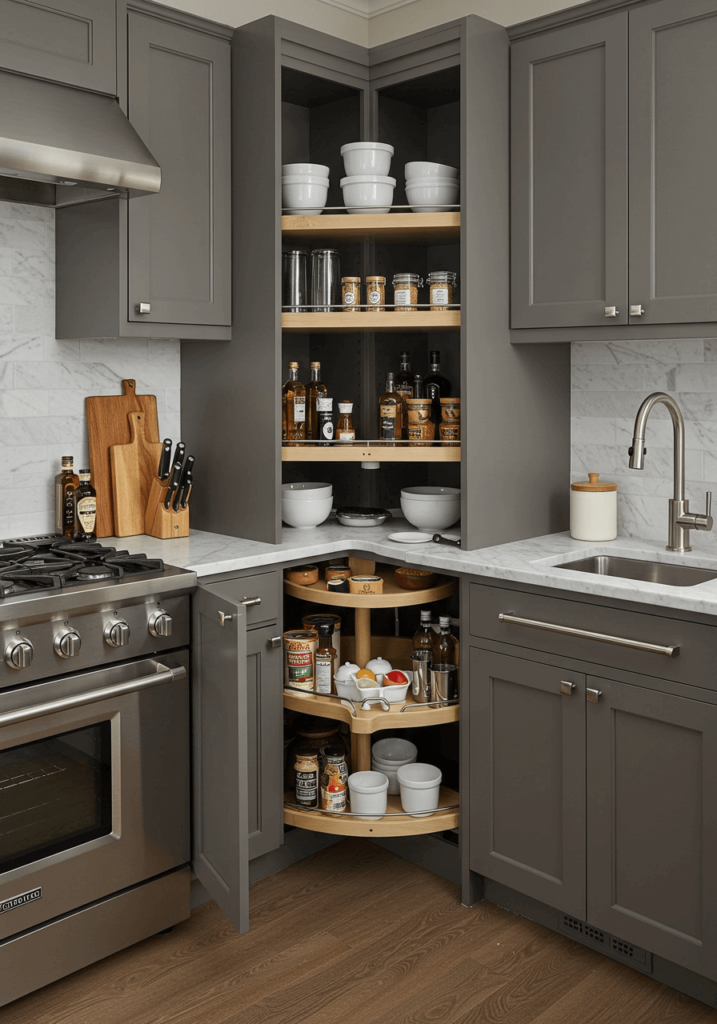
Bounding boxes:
[557,555,717,587]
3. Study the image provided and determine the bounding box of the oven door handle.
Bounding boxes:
[0,663,186,727]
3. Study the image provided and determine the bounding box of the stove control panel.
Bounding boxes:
[148,609,172,638]
[5,637,34,670]
[54,628,82,659]
[104,619,131,648]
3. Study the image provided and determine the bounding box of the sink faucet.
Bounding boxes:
[628,392,713,552]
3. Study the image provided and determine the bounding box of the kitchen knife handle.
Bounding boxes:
[164,461,183,509]
[158,439,173,480]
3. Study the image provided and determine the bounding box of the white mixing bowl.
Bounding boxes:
[400,486,460,531]
[405,161,458,179]
[405,178,459,213]
[340,175,396,215]
[282,163,330,176]
[282,482,333,500]
[281,495,332,529]
[341,141,394,177]
[282,179,329,215]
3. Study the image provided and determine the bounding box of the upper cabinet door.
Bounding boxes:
[0,0,116,93]
[629,0,717,325]
[127,13,231,327]
[511,15,628,328]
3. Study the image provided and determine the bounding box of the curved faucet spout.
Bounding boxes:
[629,391,685,501]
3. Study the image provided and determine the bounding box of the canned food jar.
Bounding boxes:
[342,276,361,311]
[366,275,386,311]
[393,273,423,312]
[284,629,318,692]
[427,271,457,310]
[319,745,348,812]
[570,473,617,541]
[295,748,319,807]
[406,397,435,445]
[439,396,461,446]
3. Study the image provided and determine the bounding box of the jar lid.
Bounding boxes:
[338,402,353,413]
[393,273,423,285]
[571,473,617,492]
[427,271,457,284]
[366,275,386,283]
[342,277,361,283]
[440,397,461,404]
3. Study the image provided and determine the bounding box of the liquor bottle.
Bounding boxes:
[424,350,452,427]
[282,362,306,444]
[315,623,337,695]
[73,470,97,542]
[378,372,402,444]
[412,609,435,660]
[412,373,425,399]
[55,456,79,537]
[433,615,459,667]
[306,361,328,441]
[395,351,414,399]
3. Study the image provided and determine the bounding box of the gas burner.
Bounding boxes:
[72,564,124,582]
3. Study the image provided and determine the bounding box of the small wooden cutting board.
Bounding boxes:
[110,412,164,537]
[86,380,159,537]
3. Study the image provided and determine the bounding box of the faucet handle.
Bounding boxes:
[698,491,713,532]
[707,491,712,518]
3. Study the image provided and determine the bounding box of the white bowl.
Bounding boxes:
[405,179,459,213]
[400,486,460,531]
[372,752,417,771]
[282,163,330,176]
[282,174,330,185]
[282,482,333,500]
[372,737,418,763]
[341,141,394,177]
[348,770,389,820]
[405,161,458,180]
[397,762,442,817]
[282,180,329,215]
[372,761,401,795]
[281,496,333,529]
[340,175,396,215]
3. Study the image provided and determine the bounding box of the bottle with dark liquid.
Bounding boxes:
[395,352,413,439]
[412,373,425,399]
[73,470,97,542]
[378,372,402,444]
[424,349,452,426]
[282,361,306,444]
[55,456,79,537]
[306,361,328,441]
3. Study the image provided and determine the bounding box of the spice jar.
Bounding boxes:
[342,276,361,312]
[319,745,348,812]
[366,275,386,311]
[392,273,423,312]
[294,748,319,808]
[427,271,457,310]
[336,401,355,443]
[406,397,435,445]
[439,396,461,446]
[285,718,349,790]
[570,473,618,541]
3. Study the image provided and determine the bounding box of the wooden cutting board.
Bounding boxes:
[86,380,159,537]
[110,412,164,537]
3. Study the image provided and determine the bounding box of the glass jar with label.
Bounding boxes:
[337,401,355,443]
[427,271,457,310]
[342,276,361,312]
[316,396,334,446]
[294,748,319,808]
[366,275,386,312]
[319,745,348,813]
[392,273,423,312]
[439,396,461,445]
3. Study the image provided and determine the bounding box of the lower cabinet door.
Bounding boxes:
[246,624,284,861]
[470,649,586,917]
[587,676,717,978]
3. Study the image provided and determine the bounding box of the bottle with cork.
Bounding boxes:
[282,362,306,444]
[306,361,328,441]
[55,456,79,537]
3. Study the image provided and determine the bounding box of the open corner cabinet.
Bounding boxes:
[180,14,570,549]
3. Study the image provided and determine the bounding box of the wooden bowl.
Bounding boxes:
[285,564,319,586]
[395,566,436,590]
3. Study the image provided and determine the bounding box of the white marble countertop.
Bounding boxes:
[107,516,717,619]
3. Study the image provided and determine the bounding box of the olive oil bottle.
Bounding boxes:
[55,456,79,537]
[73,470,97,542]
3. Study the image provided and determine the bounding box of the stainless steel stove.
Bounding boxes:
[0,534,197,1007]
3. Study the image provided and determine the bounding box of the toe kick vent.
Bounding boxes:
[560,915,648,966]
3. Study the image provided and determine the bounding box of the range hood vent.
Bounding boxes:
[0,70,161,207]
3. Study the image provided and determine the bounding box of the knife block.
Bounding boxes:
[144,477,190,539]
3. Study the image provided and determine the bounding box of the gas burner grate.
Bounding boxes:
[104,555,165,575]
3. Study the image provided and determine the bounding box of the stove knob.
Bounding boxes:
[5,638,34,670]
[104,619,130,648]
[148,610,173,638]
[54,629,82,659]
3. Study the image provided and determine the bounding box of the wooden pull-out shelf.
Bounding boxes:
[281,445,460,462]
[282,311,460,333]
[283,787,459,837]
[281,211,460,244]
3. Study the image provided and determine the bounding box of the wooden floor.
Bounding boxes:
[5,839,717,1024]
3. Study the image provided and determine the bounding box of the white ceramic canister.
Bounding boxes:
[570,473,617,541]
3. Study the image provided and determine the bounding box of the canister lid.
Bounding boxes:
[571,473,617,492]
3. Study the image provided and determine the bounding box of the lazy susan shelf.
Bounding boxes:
[283,787,459,837]
[283,689,460,733]
[281,211,460,244]
[283,568,457,608]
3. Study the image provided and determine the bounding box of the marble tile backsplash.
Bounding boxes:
[572,338,717,552]
[0,200,181,539]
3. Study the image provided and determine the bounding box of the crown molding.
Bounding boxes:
[316,0,420,18]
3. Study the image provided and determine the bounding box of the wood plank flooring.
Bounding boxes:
[4,839,717,1024]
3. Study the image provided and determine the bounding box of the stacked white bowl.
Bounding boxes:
[340,142,396,214]
[281,481,333,529]
[404,161,459,213]
[282,163,330,215]
[400,486,461,531]
[372,737,418,796]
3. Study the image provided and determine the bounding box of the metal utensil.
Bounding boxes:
[432,533,461,547]
[411,650,432,703]
[430,663,459,702]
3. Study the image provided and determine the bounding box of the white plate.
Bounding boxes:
[388,532,434,544]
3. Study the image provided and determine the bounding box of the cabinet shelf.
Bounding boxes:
[283,568,457,608]
[281,211,460,244]
[281,444,460,463]
[283,688,459,734]
[283,787,459,837]
[282,311,460,333]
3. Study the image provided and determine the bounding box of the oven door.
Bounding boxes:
[0,653,189,940]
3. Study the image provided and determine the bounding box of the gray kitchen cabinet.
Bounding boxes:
[0,0,116,94]
[192,571,283,934]
[56,6,231,341]
[511,14,628,329]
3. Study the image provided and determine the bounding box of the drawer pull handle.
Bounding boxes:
[270,636,282,648]
[498,613,679,658]
[240,597,262,608]
[560,681,575,695]
[587,688,602,704]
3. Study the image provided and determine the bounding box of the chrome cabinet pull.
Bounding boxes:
[630,304,644,316]
[137,302,151,314]
[560,681,575,695]
[270,636,282,648]
[0,664,186,727]
[604,305,619,318]
[586,688,602,704]
[498,613,679,658]
[218,610,233,626]
[240,597,261,607]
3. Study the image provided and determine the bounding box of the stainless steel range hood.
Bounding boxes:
[0,70,161,207]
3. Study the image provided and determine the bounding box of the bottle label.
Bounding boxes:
[55,483,62,532]
[338,431,355,442]
[394,288,411,307]
[431,287,449,305]
[380,410,396,439]
[295,769,318,806]
[343,291,355,306]
[368,290,382,305]
[76,496,96,535]
[293,397,305,422]
[319,419,334,441]
[63,485,75,532]
[315,657,333,694]
[396,383,413,397]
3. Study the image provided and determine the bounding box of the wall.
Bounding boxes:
[572,338,717,553]
[0,201,181,540]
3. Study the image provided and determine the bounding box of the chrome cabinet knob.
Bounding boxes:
[5,638,34,670]
[560,680,575,695]
[586,688,602,704]
[104,619,130,648]
[270,636,282,648]
[137,302,151,314]
[630,304,645,316]
[148,610,173,638]
[604,306,619,318]
[54,629,82,659]
[240,597,261,607]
